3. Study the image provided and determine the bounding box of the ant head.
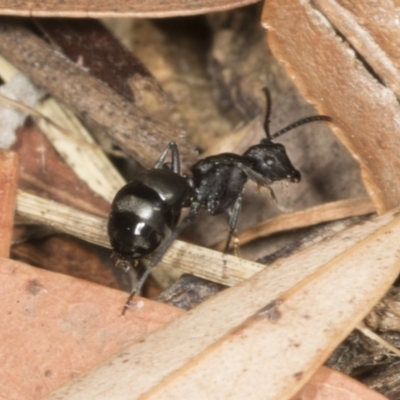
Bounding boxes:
[242,87,331,185]
[243,140,301,184]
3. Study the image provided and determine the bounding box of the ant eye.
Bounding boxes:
[265,158,275,166]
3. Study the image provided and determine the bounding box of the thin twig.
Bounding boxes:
[0,20,196,168]
[16,190,263,287]
[357,323,400,357]
[213,197,376,251]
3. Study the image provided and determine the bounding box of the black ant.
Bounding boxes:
[108,88,331,314]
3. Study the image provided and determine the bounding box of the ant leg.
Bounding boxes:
[122,203,200,315]
[265,185,291,213]
[169,142,181,174]
[154,143,171,169]
[154,142,181,174]
[232,236,241,258]
[224,194,243,254]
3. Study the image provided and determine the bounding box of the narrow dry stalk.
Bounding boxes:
[16,190,110,248]
[357,323,400,358]
[36,98,126,203]
[214,197,376,251]
[0,151,19,257]
[11,190,388,296]
[0,56,125,202]
[15,190,263,286]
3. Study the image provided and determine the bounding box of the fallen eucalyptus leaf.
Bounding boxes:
[43,208,400,399]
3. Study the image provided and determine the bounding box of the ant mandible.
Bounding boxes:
[108,88,331,314]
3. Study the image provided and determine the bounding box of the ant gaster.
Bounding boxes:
[108,88,331,313]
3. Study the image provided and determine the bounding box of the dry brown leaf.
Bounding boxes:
[0,3,396,398]
[315,0,400,97]
[12,235,121,291]
[43,208,400,399]
[0,0,259,17]
[13,125,110,217]
[292,366,388,400]
[263,0,400,212]
[0,257,183,400]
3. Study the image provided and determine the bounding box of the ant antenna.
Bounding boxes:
[262,87,272,140]
[271,115,332,140]
[261,87,331,141]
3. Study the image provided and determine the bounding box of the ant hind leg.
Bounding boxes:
[154,142,181,174]
[121,203,200,315]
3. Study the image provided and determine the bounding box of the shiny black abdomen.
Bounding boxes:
[108,169,191,260]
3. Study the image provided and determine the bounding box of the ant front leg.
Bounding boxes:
[224,194,243,256]
[154,142,181,174]
[264,185,291,213]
